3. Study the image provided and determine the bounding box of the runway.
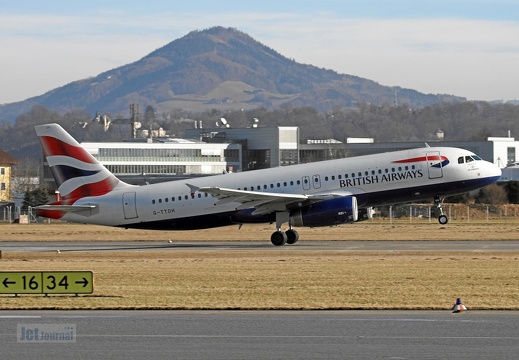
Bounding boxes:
[1,310,518,359]
[2,240,519,253]
[2,241,517,358]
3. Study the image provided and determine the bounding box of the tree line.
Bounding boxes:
[3,101,519,156]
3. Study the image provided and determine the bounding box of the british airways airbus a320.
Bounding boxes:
[35,123,501,246]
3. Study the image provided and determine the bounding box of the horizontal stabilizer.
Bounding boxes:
[35,204,98,212]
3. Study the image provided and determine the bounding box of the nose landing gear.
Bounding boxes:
[434,194,448,225]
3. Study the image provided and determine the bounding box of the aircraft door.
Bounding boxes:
[302,176,311,190]
[312,174,321,189]
[122,192,138,219]
[426,151,443,179]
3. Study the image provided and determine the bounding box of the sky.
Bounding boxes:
[1,0,519,104]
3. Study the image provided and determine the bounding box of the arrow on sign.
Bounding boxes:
[2,278,16,288]
[75,278,89,288]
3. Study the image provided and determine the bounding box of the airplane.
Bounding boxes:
[35,123,502,246]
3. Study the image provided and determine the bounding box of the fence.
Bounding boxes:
[2,203,519,224]
[376,203,519,223]
[1,206,39,223]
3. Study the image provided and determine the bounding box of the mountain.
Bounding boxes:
[0,26,465,123]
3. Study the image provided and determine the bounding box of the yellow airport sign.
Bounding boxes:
[0,271,93,295]
[43,271,93,294]
[0,272,42,294]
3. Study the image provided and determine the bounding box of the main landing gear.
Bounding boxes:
[434,194,449,225]
[271,228,299,246]
[271,212,300,246]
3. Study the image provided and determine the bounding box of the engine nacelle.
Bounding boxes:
[290,196,358,227]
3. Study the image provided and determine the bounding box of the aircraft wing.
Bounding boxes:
[186,184,352,215]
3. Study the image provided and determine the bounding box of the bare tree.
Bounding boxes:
[11,158,41,195]
[476,184,508,205]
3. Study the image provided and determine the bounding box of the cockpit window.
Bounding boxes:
[459,155,483,164]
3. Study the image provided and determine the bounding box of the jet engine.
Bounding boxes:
[289,196,358,227]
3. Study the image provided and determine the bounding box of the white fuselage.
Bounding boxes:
[63,146,501,229]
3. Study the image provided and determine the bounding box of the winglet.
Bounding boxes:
[186,183,200,196]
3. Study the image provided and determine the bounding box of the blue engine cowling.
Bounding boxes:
[290,196,358,227]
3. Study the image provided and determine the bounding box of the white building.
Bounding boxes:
[80,141,242,176]
[488,136,518,168]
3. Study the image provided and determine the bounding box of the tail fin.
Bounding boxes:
[35,123,132,201]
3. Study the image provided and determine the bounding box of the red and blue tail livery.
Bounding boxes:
[35,124,501,245]
[35,124,133,219]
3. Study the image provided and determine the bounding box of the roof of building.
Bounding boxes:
[0,149,19,165]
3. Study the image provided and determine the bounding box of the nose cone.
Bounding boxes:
[487,161,502,181]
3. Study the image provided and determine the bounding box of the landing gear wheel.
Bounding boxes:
[271,231,287,246]
[434,194,448,225]
[285,229,299,245]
